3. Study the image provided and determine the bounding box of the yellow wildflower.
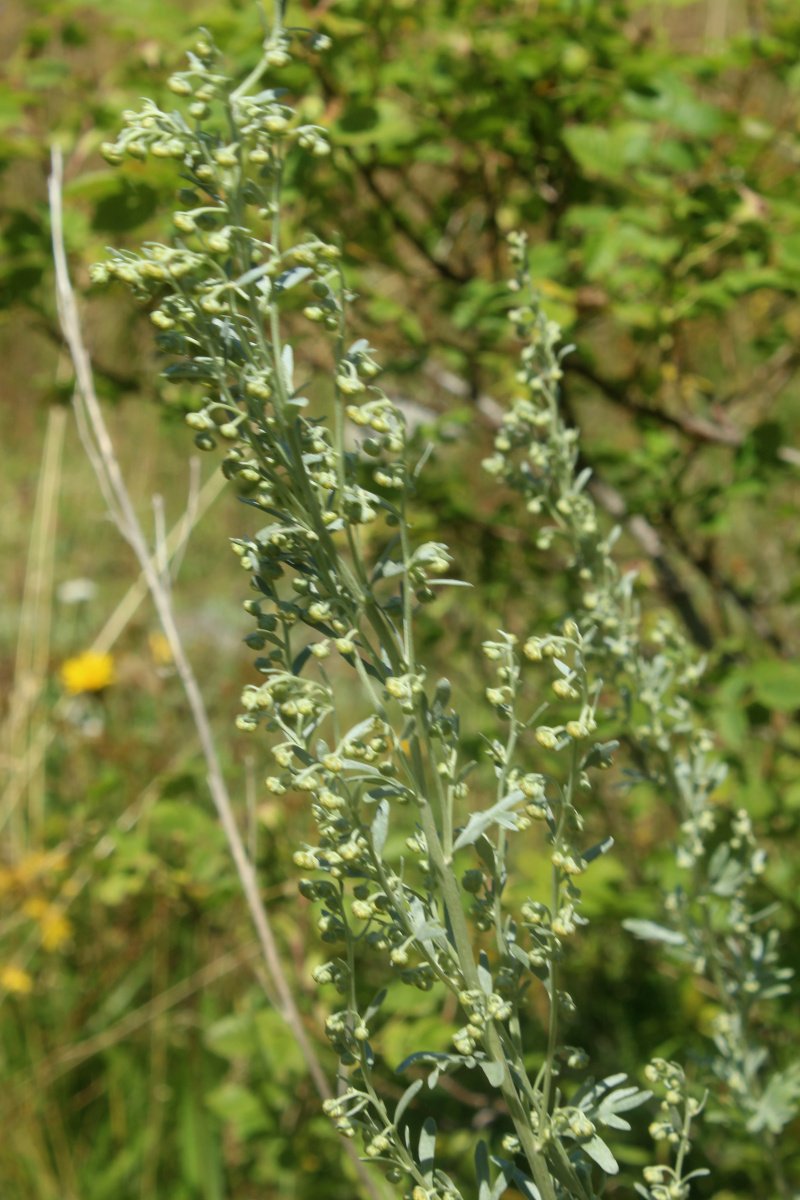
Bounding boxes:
[40,907,72,952]
[148,631,173,666]
[1,964,33,995]
[10,853,50,886]
[60,650,115,694]
[10,850,68,887]
[22,897,72,950]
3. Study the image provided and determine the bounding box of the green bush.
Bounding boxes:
[2,2,799,1197]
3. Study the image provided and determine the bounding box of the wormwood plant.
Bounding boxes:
[88,4,797,1198]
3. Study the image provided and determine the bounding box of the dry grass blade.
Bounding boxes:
[3,406,67,844]
[0,460,226,829]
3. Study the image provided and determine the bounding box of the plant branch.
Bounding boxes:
[48,145,384,1200]
[342,148,469,284]
[568,353,800,465]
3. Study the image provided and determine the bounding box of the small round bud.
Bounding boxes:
[168,75,192,96]
[535,727,559,750]
[461,869,484,894]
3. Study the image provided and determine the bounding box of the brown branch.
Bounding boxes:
[342,147,469,284]
[569,352,800,465]
[556,385,718,650]
[586,476,716,650]
[562,382,786,653]
[34,315,142,393]
[666,520,784,653]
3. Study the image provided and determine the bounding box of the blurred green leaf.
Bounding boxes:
[747,661,800,712]
[205,1082,270,1139]
[562,122,652,182]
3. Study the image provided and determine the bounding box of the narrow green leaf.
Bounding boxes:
[371,798,389,856]
[453,789,524,851]
[582,1134,619,1174]
[418,1117,437,1181]
[394,1078,423,1127]
[275,265,313,291]
[475,1140,491,1200]
[479,1059,505,1088]
[582,835,614,865]
[364,987,387,1024]
[622,918,685,946]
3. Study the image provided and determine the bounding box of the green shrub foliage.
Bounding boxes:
[88,5,799,1197]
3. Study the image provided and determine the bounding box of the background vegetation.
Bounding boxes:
[2,1,799,1197]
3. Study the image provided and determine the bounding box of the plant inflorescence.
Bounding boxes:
[89,4,797,1197]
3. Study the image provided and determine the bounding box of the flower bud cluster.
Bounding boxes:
[487,233,793,1155]
[500,618,610,964]
[321,1084,369,1137]
[453,987,516,1054]
[485,245,641,687]
[341,380,412,531]
[346,395,405,453]
[91,245,207,299]
[407,542,453,592]
[482,632,521,718]
[527,625,601,747]
[262,694,457,1002]
[237,671,332,734]
[321,1083,421,1190]
[104,28,330,172]
[476,611,614,987]
[527,903,562,966]
[311,957,348,991]
[551,1105,596,1141]
[100,98,192,165]
[640,1059,707,1200]
[99,19,794,1192]
[233,91,329,160]
[98,72,405,564]
[384,671,427,714]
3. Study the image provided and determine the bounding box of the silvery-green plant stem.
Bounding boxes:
[263,128,565,1190]
[489,233,796,1193]
[48,145,385,1200]
[87,11,765,1195]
